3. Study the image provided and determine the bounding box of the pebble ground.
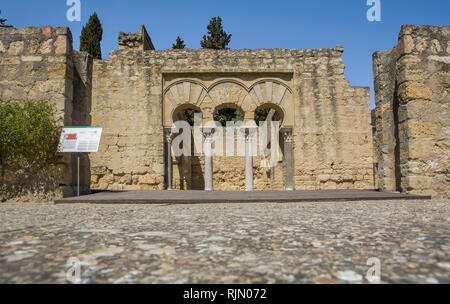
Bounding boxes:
[0,200,448,284]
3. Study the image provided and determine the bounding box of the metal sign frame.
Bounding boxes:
[57,126,103,197]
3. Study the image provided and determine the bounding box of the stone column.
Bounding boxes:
[245,132,254,192]
[165,133,173,190]
[283,129,294,191]
[203,131,214,191]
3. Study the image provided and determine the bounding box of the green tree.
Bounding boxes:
[200,16,232,50]
[0,10,7,26]
[214,108,244,126]
[0,99,60,183]
[254,108,281,125]
[254,108,272,125]
[180,108,199,126]
[172,36,186,49]
[80,12,103,59]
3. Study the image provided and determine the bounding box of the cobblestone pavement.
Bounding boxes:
[0,200,448,284]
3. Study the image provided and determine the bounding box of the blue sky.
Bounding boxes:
[2,0,449,108]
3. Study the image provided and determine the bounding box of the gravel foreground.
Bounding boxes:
[0,200,448,284]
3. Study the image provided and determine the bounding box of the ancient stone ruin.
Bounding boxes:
[0,24,448,199]
[373,25,449,198]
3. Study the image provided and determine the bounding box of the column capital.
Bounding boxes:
[164,127,174,142]
[281,128,293,143]
[245,131,256,142]
[240,123,258,140]
[165,134,173,143]
[204,135,214,144]
[201,126,215,140]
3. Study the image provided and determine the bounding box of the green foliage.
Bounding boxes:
[0,99,60,179]
[180,107,244,127]
[255,108,282,125]
[0,10,7,26]
[180,108,200,126]
[181,107,278,127]
[200,16,232,50]
[254,108,272,125]
[80,12,103,59]
[172,36,186,49]
[214,108,244,126]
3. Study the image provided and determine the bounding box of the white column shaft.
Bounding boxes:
[167,139,173,190]
[204,138,213,191]
[245,137,254,191]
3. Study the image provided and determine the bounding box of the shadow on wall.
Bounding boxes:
[66,52,93,197]
[393,82,403,193]
[173,132,205,190]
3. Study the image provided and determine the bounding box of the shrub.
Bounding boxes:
[0,99,61,182]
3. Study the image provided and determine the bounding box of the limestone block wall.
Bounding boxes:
[293,47,374,190]
[373,45,401,192]
[91,43,374,191]
[5,24,448,195]
[91,49,165,190]
[0,26,91,199]
[373,25,450,198]
[118,25,155,51]
[0,26,73,123]
[69,51,94,195]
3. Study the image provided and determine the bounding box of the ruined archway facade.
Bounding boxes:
[163,75,294,190]
[84,27,375,192]
[1,24,447,198]
[0,25,376,194]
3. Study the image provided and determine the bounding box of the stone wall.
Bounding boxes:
[0,26,72,123]
[69,51,94,195]
[293,46,374,190]
[0,25,376,194]
[91,35,374,191]
[118,25,155,51]
[0,26,91,199]
[373,25,450,198]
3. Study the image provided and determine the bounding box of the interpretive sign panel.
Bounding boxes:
[57,127,103,153]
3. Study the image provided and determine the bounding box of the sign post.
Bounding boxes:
[57,126,103,197]
[77,152,80,197]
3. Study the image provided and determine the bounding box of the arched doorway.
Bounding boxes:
[253,104,286,190]
[211,104,246,190]
[170,104,204,190]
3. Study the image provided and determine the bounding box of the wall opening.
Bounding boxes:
[213,104,244,127]
[171,104,204,190]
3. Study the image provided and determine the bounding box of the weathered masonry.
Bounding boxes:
[0,26,92,199]
[90,26,374,192]
[1,24,447,199]
[373,25,449,198]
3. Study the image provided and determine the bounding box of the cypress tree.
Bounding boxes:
[172,36,186,49]
[200,16,232,49]
[80,13,103,59]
